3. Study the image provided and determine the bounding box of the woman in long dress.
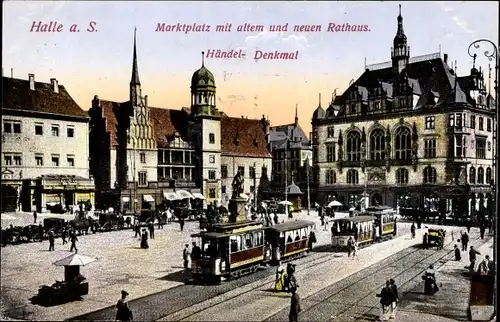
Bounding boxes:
[140,229,149,249]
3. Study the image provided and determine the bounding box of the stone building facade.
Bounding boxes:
[268,106,312,205]
[89,33,272,211]
[312,8,496,220]
[2,75,94,213]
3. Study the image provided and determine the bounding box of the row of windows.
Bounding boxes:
[230,231,264,252]
[469,167,493,185]
[273,150,301,159]
[3,153,75,167]
[449,113,493,132]
[324,167,438,185]
[220,165,267,178]
[3,120,75,137]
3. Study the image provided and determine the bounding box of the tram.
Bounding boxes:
[190,219,315,283]
[331,206,397,251]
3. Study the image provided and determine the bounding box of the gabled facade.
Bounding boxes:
[89,36,272,211]
[2,75,94,213]
[312,6,496,221]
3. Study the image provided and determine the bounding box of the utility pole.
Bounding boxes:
[285,138,288,217]
[306,157,311,216]
[254,161,257,210]
[133,139,137,215]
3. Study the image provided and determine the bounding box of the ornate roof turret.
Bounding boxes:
[191,51,216,90]
[393,4,407,46]
[312,93,326,120]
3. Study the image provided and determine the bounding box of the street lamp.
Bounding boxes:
[468,38,498,318]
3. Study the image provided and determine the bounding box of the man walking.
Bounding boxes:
[148,221,155,239]
[33,211,37,223]
[389,279,398,319]
[461,232,469,252]
[410,223,416,239]
[116,290,133,321]
[469,246,481,272]
[179,217,185,231]
[480,224,486,239]
[288,279,301,321]
[376,280,393,322]
[183,244,191,270]
[347,237,354,257]
[69,230,78,252]
[48,230,55,251]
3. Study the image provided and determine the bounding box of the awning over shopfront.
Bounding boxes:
[192,193,205,200]
[164,192,180,201]
[176,190,194,199]
[143,195,155,203]
[122,197,130,202]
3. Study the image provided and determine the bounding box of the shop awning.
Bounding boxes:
[176,190,194,199]
[143,195,155,202]
[192,193,205,200]
[164,192,180,201]
[122,197,130,202]
[46,202,59,206]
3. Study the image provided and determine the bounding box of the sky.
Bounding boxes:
[2,1,499,134]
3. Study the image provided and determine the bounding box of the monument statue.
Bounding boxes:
[231,171,244,199]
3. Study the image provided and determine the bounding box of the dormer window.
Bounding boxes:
[399,97,407,108]
[349,103,356,114]
[374,101,381,111]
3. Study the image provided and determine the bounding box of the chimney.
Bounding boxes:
[144,95,148,107]
[92,95,100,109]
[11,68,13,78]
[50,78,59,93]
[29,74,35,90]
[444,54,448,64]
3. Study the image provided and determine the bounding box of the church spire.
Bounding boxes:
[394,4,406,45]
[131,27,141,85]
[294,104,299,125]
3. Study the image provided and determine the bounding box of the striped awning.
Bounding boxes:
[163,192,180,201]
[143,195,155,202]
[192,193,205,200]
[176,190,194,199]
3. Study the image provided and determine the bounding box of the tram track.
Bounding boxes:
[265,234,485,322]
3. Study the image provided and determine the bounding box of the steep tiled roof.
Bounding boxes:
[220,116,271,157]
[97,100,271,157]
[2,76,87,118]
[269,123,311,150]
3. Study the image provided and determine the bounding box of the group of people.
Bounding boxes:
[376,279,399,321]
[46,225,79,252]
[273,263,301,321]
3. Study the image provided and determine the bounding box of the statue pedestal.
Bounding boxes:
[226,198,247,223]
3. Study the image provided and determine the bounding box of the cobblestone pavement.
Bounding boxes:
[0,210,332,321]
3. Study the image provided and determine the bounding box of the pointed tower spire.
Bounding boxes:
[201,51,205,67]
[294,104,299,125]
[318,93,322,108]
[131,27,140,85]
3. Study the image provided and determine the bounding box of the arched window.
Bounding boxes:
[477,167,485,184]
[346,131,361,161]
[396,168,409,184]
[325,169,336,184]
[370,129,386,160]
[423,166,437,184]
[394,126,412,160]
[347,169,359,184]
[469,167,476,184]
[486,167,492,185]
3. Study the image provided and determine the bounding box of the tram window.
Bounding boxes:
[230,236,241,252]
[245,233,253,249]
[255,231,263,246]
[294,229,300,241]
[302,228,307,239]
[286,233,293,243]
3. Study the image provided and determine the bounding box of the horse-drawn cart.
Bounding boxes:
[44,218,67,237]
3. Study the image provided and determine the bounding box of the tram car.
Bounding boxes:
[266,220,315,264]
[190,219,315,283]
[331,206,397,251]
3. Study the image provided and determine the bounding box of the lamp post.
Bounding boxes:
[306,157,311,216]
[285,138,289,217]
[468,38,498,318]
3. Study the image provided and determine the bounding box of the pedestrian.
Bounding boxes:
[38,223,44,242]
[116,290,133,321]
[454,244,461,261]
[274,213,279,225]
[148,221,155,239]
[466,221,472,234]
[307,231,316,252]
[462,232,469,252]
[320,215,325,227]
[352,240,359,259]
[389,279,398,319]
[480,225,485,239]
[347,237,354,257]
[61,227,68,245]
[33,211,37,223]
[469,246,481,272]
[288,279,301,322]
[410,223,416,239]
[179,217,185,231]
[183,244,191,270]
[274,266,286,292]
[140,229,149,249]
[48,230,55,251]
[157,213,163,229]
[478,255,490,275]
[376,280,393,322]
[134,222,141,238]
[69,230,78,252]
